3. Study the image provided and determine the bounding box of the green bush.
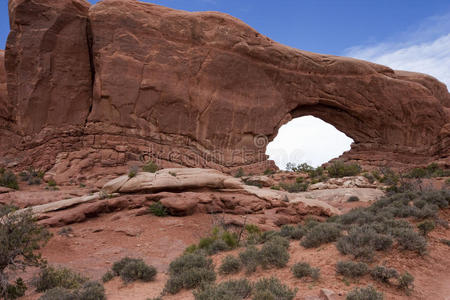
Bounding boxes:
[19,167,44,185]
[336,226,393,261]
[39,287,75,300]
[35,266,87,292]
[0,169,19,190]
[259,241,290,268]
[193,279,252,300]
[75,281,106,300]
[398,272,414,293]
[346,286,383,300]
[2,278,27,299]
[280,225,304,240]
[245,224,262,244]
[39,281,106,300]
[347,196,360,202]
[119,259,157,283]
[142,161,158,173]
[128,166,138,178]
[101,271,114,283]
[148,202,168,217]
[279,181,309,193]
[235,168,244,178]
[291,262,320,280]
[327,161,361,178]
[221,231,239,249]
[300,223,341,248]
[417,220,435,236]
[207,239,230,255]
[165,253,216,294]
[219,255,241,275]
[0,206,51,298]
[392,228,427,255]
[370,266,398,283]
[336,261,369,278]
[239,246,260,274]
[253,277,297,300]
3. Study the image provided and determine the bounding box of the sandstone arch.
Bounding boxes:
[0,0,449,181]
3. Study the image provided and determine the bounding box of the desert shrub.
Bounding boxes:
[0,206,51,297]
[378,167,399,186]
[327,161,361,178]
[165,253,215,294]
[337,208,376,226]
[259,240,290,268]
[347,196,360,202]
[260,230,282,243]
[142,161,158,173]
[398,272,414,293]
[235,168,244,178]
[420,190,450,209]
[35,266,87,292]
[221,231,239,249]
[128,166,139,178]
[239,246,260,274]
[19,167,44,185]
[101,271,114,283]
[264,168,275,175]
[111,257,156,283]
[392,228,427,255]
[75,281,106,300]
[405,163,450,179]
[191,227,238,255]
[181,267,216,290]
[363,172,375,183]
[39,287,75,300]
[39,281,105,300]
[300,223,341,248]
[207,239,230,255]
[253,277,297,300]
[58,227,73,236]
[219,255,241,275]
[346,286,383,300]
[245,224,262,244]
[291,262,320,280]
[0,169,19,190]
[148,202,168,217]
[279,225,304,240]
[370,266,398,283]
[336,261,369,278]
[417,220,435,236]
[193,279,252,300]
[279,181,309,193]
[119,260,157,283]
[336,226,393,261]
[2,278,27,299]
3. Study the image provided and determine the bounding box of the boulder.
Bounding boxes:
[160,197,198,216]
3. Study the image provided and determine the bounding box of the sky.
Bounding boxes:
[0,0,449,168]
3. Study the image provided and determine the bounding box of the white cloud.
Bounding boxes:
[346,12,450,88]
[266,116,353,168]
[347,33,450,87]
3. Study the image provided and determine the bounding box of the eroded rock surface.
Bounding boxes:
[1,0,449,182]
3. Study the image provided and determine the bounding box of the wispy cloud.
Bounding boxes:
[346,12,450,88]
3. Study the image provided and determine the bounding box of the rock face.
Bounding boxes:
[1,0,449,181]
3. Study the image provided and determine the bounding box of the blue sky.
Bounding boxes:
[1,0,449,167]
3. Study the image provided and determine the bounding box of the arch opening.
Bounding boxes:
[266,116,354,169]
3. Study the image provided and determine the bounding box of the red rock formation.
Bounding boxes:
[1,0,449,181]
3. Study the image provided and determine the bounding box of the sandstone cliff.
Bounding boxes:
[1,0,449,182]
